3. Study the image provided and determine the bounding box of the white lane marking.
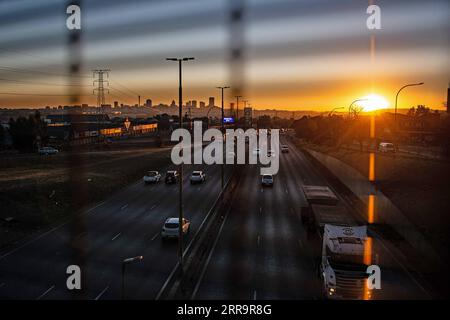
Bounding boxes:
[149,204,157,211]
[197,187,201,191]
[253,290,257,300]
[121,204,128,210]
[0,200,107,260]
[259,207,262,214]
[260,188,263,193]
[298,239,303,249]
[86,201,106,214]
[36,285,55,300]
[111,233,121,241]
[0,283,5,289]
[257,235,260,247]
[151,233,159,241]
[285,188,289,194]
[94,286,109,300]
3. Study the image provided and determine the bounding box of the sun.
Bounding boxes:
[359,94,390,112]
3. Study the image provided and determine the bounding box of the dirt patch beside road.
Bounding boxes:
[0,144,172,250]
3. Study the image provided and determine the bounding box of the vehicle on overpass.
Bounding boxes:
[165,170,179,184]
[281,145,289,153]
[190,170,206,184]
[38,146,59,155]
[143,171,161,184]
[301,185,371,300]
[261,174,274,186]
[161,217,190,240]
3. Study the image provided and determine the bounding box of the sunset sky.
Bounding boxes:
[0,0,448,111]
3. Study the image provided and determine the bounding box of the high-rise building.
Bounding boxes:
[230,102,235,117]
[192,100,197,108]
[186,101,192,108]
[146,99,152,108]
[170,100,177,108]
[208,97,215,108]
[114,101,118,108]
[199,101,206,108]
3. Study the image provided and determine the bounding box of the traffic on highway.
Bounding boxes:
[1,0,449,317]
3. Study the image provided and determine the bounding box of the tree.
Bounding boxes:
[9,111,47,152]
[407,105,430,117]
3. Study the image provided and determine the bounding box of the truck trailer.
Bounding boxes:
[301,185,372,300]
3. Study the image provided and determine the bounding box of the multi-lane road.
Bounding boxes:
[0,146,232,300]
[0,136,432,299]
[194,137,431,300]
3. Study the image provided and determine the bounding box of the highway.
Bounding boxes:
[0,136,432,300]
[0,145,232,300]
[194,136,431,300]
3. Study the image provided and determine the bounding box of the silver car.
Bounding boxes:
[38,147,59,155]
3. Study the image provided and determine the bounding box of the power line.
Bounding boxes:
[110,79,141,97]
[109,86,136,100]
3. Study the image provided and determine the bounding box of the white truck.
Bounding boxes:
[301,185,371,300]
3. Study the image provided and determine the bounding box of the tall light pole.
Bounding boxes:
[216,86,230,191]
[242,100,249,129]
[166,57,194,270]
[122,255,143,300]
[235,95,242,122]
[395,82,424,124]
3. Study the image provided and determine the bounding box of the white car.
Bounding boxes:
[281,145,289,153]
[38,146,59,155]
[143,171,161,184]
[261,174,274,186]
[190,171,206,184]
[161,217,190,239]
[379,142,396,153]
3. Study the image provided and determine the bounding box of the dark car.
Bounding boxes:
[165,170,179,184]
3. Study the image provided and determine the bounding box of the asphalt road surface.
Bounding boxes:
[0,146,232,300]
[194,136,432,300]
[0,136,432,300]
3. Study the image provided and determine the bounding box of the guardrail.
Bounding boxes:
[156,164,242,300]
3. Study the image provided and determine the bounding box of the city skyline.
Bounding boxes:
[0,0,449,111]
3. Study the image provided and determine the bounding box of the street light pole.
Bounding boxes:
[395,82,424,124]
[121,255,143,300]
[216,86,230,191]
[348,99,368,118]
[242,100,249,129]
[166,57,194,271]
